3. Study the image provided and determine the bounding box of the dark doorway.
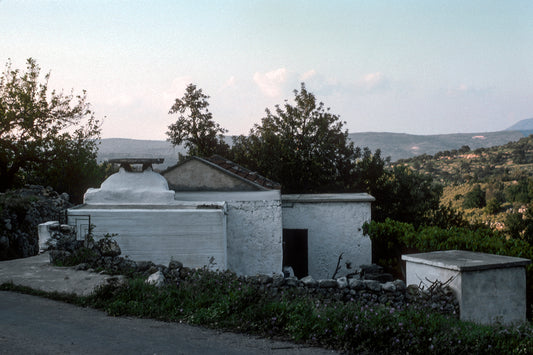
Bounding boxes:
[282,229,308,278]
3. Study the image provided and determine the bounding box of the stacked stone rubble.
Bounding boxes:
[0,186,71,260]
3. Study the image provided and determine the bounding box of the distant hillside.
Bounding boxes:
[97,138,184,169]
[98,130,525,166]
[397,134,533,230]
[506,118,533,137]
[396,135,533,185]
[348,131,524,161]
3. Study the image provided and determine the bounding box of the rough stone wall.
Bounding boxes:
[226,200,283,275]
[0,186,71,260]
[282,201,372,279]
[246,274,459,316]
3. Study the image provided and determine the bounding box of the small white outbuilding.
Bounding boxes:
[68,156,374,279]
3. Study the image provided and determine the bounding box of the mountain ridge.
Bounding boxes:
[98,130,527,168]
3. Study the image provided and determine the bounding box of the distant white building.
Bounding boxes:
[68,156,374,279]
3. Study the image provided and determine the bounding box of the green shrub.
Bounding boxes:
[463,184,486,208]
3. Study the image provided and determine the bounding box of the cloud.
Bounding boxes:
[253,68,289,97]
[161,76,193,106]
[300,69,316,81]
[362,72,387,90]
[103,93,134,107]
[225,75,236,87]
[219,75,236,91]
[446,83,489,97]
[457,83,469,91]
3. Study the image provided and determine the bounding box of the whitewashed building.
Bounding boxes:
[68,156,374,279]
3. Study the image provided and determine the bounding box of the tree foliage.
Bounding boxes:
[230,83,447,225]
[462,184,486,209]
[231,83,357,193]
[0,58,102,202]
[366,165,443,226]
[167,83,229,157]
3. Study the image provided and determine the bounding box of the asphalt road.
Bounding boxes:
[0,291,338,355]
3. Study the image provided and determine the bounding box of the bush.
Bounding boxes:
[486,198,502,214]
[463,184,486,208]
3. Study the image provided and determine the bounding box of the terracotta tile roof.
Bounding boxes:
[205,155,281,190]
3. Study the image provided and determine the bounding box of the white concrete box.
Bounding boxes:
[402,250,531,325]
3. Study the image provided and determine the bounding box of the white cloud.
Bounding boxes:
[300,69,316,81]
[220,75,236,90]
[253,68,289,97]
[361,72,388,91]
[103,93,134,107]
[457,83,469,91]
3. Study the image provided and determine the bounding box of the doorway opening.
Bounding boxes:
[282,229,308,279]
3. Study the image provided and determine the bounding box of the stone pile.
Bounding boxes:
[0,185,71,260]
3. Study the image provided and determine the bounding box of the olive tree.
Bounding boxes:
[0,58,102,202]
[167,83,229,157]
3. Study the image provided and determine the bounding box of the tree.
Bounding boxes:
[370,165,443,226]
[167,84,229,157]
[462,184,486,209]
[231,83,357,193]
[0,58,102,200]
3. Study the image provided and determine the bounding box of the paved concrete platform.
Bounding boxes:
[0,253,121,296]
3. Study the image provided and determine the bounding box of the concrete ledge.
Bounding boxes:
[402,250,531,272]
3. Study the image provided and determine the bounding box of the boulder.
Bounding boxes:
[318,279,338,288]
[146,271,166,287]
[96,238,121,257]
[336,276,348,289]
[301,275,318,287]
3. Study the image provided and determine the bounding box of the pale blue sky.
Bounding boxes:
[1,0,532,139]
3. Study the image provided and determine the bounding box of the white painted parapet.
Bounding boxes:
[403,250,531,325]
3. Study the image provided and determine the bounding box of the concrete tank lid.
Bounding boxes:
[402,250,531,271]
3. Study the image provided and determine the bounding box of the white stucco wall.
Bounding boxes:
[68,207,227,269]
[281,194,374,280]
[225,200,283,276]
[174,191,283,276]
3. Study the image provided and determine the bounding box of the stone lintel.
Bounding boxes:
[402,250,531,272]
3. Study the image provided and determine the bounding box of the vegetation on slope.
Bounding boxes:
[396,135,533,238]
